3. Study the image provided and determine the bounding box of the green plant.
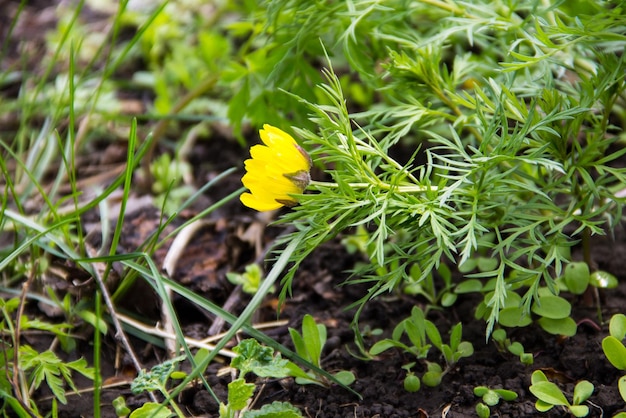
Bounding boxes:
[227,263,268,295]
[529,370,594,417]
[477,286,578,337]
[474,385,518,417]
[601,313,626,404]
[370,306,473,390]
[287,314,355,387]
[0,297,95,416]
[491,328,533,365]
[219,339,303,418]
[129,356,187,417]
[150,152,194,214]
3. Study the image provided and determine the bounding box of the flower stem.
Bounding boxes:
[309,180,438,193]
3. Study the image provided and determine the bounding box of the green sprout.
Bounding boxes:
[491,328,533,365]
[601,314,626,404]
[227,263,268,295]
[474,385,518,418]
[287,314,355,387]
[219,339,303,418]
[529,370,594,417]
[370,306,473,391]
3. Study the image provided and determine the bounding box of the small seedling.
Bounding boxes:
[474,385,518,417]
[288,314,355,387]
[130,356,187,417]
[491,328,533,365]
[601,313,626,403]
[227,263,268,295]
[370,306,472,391]
[219,339,303,418]
[529,370,594,417]
[560,261,619,294]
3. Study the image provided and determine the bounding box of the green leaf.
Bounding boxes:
[568,405,590,417]
[573,380,594,405]
[532,296,571,319]
[537,317,577,336]
[228,378,255,411]
[441,292,457,307]
[404,374,421,392]
[449,323,462,351]
[473,386,489,397]
[425,321,442,350]
[589,271,618,289]
[529,381,570,406]
[618,375,626,403]
[333,370,356,386]
[301,314,323,366]
[563,262,590,295]
[535,399,554,412]
[112,396,131,416]
[457,341,474,358]
[231,339,290,378]
[129,402,173,418]
[476,402,491,418]
[498,307,532,327]
[609,314,626,340]
[531,370,548,384]
[482,390,501,406]
[369,339,409,355]
[242,401,303,417]
[288,328,307,361]
[602,336,626,370]
[507,342,524,356]
[496,389,518,401]
[455,279,483,294]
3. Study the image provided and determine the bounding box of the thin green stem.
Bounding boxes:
[309,180,438,193]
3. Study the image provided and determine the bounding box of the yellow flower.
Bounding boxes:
[240,124,312,211]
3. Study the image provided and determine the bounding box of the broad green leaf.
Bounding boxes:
[618,375,626,403]
[425,320,442,350]
[498,307,532,327]
[369,339,409,355]
[563,262,590,295]
[441,292,457,307]
[242,401,303,417]
[333,370,356,386]
[573,380,594,404]
[301,314,323,366]
[537,317,577,336]
[531,370,548,384]
[455,279,483,293]
[129,402,173,418]
[609,314,626,340]
[529,381,570,406]
[590,271,618,289]
[602,336,626,370]
[474,386,489,396]
[532,296,571,319]
[568,405,590,417]
[231,339,290,378]
[482,390,500,406]
[535,399,554,412]
[449,323,462,351]
[496,389,518,401]
[228,378,255,411]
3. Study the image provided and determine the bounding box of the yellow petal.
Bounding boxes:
[240,124,311,212]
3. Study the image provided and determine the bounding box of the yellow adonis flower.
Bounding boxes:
[240,124,312,212]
